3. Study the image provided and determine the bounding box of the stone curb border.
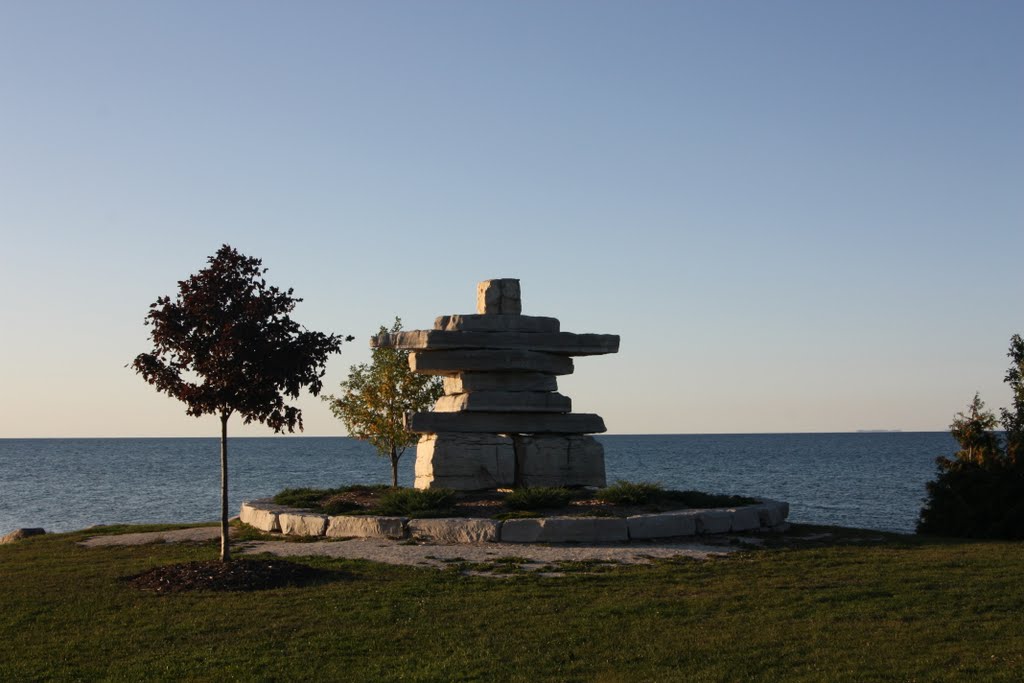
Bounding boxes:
[240,498,790,544]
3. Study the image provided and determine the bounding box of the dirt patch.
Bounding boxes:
[122,558,345,593]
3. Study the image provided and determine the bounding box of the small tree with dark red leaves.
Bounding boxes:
[132,245,351,561]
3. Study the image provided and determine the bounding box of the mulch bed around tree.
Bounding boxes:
[123,558,345,593]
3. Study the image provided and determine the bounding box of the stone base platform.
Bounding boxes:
[239,498,790,544]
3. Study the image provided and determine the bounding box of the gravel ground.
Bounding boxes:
[239,537,740,573]
[80,526,743,573]
[80,526,229,547]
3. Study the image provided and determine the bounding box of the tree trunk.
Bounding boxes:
[391,445,399,489]
[220,412,231,562]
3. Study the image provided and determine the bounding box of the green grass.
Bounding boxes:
[2,525,1023,681]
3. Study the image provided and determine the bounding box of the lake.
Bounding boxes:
[0,432,956,534]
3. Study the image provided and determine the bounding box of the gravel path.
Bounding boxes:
[80,527,740,573]
[79,526,230,546]
[239,537,735,571]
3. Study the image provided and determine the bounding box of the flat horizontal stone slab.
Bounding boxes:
[730,507,762,531]
[626,511,697,540]
[444,372,558,393]
[753,499,789,527]
[435,314,560,333]
[278,512,328,537]
[239,500,289,533]
[501,517,629,543]
[434,391,571,413]
[407,411,606,434]
[695,510,733,534]
[410,350,574,376]
[408,518,501,543]
[327,515,407,539]
[377,330,619,356]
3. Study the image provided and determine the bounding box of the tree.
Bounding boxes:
[1000,334,1024,465]
[917,337,1024,539]
[948,393,1002,466]
[324,317,444,487]
[132,245,351,561]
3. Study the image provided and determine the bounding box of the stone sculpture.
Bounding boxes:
[372,278,620,490]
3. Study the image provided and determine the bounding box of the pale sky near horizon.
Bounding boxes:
[1,2,1021,438]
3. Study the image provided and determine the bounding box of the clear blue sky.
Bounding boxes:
[1,2,1021,437]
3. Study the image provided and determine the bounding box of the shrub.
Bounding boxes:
[504,487,574,511]
[374,488,456,517]
[319,496,363,515]
[663,490,760,508]
[273,487,348,509]
[596,481,664,505]
[918,336,1024,540]
[918,459,1024,538]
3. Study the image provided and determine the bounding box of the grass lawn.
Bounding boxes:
[1,524,1022,681]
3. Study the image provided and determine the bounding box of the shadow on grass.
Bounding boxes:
[121,556,354,593]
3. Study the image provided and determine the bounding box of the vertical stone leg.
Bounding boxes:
[414,433,515,490]
[513,435,606,488]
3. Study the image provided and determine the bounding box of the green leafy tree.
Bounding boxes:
[918,337,1024,539]
[324,318,443,487]
[1000,334,1024,465]
[132,245,351,561]
[948,393,1003,466]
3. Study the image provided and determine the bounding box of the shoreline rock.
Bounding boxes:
[1,528,46,544]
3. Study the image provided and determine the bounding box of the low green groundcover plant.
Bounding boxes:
[596,481,758,509]
[374,488,456,517]
[273,485,455,518]
[273,485,389,514]
[596,480,664,505]
[504,486,575,510]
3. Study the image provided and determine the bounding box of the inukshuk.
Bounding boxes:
[372,279,620,490]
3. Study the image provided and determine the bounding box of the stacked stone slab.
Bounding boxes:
[372,278,620,490]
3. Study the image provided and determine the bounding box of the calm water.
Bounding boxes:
[0,433,956,535]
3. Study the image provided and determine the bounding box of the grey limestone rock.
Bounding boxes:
[730,507,762,531]
[278,512,328,537]
[414,432,515,489]
[407,411,605,435]
[500,517,628,543]
[409,349,574,376]
[326,515,407,539]
[239,500,286,533]
[626,511,698,540]
[408,518,501,543]
[696,510,733,534]
[753,500,789,527]
[433,391,571,414]
[443,372,558,394]
[376,330,619,356]
[0,527,46,544]
[434,314,560,333]
[477,278,521,315]
[513,435,607,487]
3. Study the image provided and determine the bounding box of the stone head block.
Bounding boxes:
[477,278,521,315]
